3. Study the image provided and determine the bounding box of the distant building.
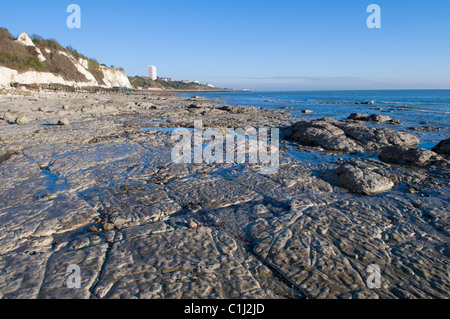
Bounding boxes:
[157,76,174,82]
[206,84,215,88]
[148,66,157,81]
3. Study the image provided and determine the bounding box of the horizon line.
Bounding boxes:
[198,88,450,92]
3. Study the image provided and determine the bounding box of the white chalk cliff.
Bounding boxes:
[0,32,132,89]
[16,32,46,62]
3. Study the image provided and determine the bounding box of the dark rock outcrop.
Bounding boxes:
[320,159,394,195]
[347,113,394,123]
[379,146,437,165]
[283,118,419,153]
[282,119,364,153]
[432,138,450,155]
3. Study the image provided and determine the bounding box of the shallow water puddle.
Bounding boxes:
[24,153,71,198]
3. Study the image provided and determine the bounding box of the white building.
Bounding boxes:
[148,66,157,81]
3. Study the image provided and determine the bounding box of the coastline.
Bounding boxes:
[0,89,449,299]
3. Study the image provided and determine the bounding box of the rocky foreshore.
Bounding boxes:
[0,91,449,299]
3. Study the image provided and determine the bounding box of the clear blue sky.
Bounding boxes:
[1,0,450,90]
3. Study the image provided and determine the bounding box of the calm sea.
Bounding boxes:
[181,90,450,150]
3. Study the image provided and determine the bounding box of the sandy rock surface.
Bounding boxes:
[0,91,448,299]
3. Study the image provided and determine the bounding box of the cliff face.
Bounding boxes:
[0,31,132,89]
[101,67,133,88]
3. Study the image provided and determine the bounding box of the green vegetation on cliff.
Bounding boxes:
[128,76,223,91]
[0,27,115,85]
[0,28,44,72]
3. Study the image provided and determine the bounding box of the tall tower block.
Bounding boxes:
[148,66,157,81]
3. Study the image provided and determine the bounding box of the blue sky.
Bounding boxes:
[1,0,450,90]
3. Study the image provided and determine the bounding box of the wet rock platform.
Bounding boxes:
[0,91,448,299]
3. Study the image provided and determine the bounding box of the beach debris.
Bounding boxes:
[187,103,202,109]
[3,112,17,123]
[188,96,208,102]
[111,216,130,228]
[354,100,375,105]
[89,226,100,233]
[38,106,50,113]
[301,109,313,114]
[406,187,420,194]
[15,115,30,125]
[188,220,199,229]
[347,113,368,121]
[102,222,115,232]
[407,126,440,132]
[58,118,70,126]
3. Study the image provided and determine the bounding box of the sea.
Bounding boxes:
[180,90,450,151]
